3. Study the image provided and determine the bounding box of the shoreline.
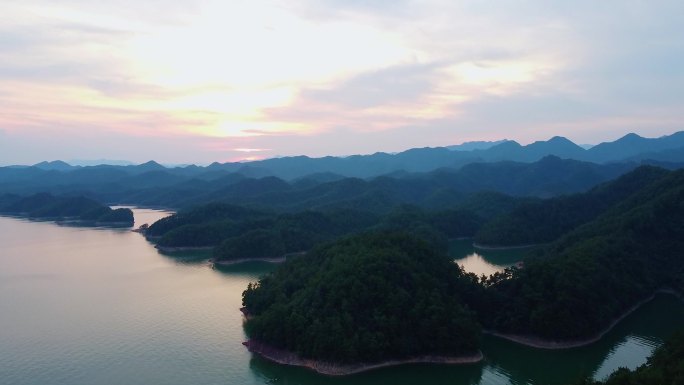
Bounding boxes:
[0,213,132,228]
[213,252,305,266]
[155,245,213,252]
[472,242,541,250]
[486,290,682,349]
[109,203,177,212]
[214,257,286,266]
[242,340,483,376]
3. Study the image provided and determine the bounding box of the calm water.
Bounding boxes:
[450,239,529,276]
[1,210,683,385]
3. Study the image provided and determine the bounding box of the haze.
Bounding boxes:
[1,1,683,165]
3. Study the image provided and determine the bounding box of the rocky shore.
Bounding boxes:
[486,290,681,349]
[242,340,483,376]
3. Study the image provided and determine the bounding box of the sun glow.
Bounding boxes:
[128,2,411,88]
[446,60,549,92]
[118,0,415,137]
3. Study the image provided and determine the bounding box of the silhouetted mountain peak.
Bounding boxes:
[547,136,574,144]
[136,160,165,170]
[32,160,75,171]
[490,140,522,150]
[619,133,643,142]
[528,136,582,149]
[447,139,511,151]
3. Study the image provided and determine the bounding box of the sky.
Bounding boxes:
[1,0,683,165]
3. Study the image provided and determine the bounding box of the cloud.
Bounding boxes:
[301,62,439,109]
[1,0,684,164]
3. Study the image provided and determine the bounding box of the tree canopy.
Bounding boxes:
[242,232,481,363]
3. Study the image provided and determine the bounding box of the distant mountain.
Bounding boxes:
[0,155,655,210]
[476,136,587,162]
[427,155,632,198]
[32,160,77,171]
[586,131,684,162]
[447,140,510,151]
[520,136,587,161]
[133,160,166,173]
[67,159,135,167]
[620,145,684,163]
[2,131,683,205]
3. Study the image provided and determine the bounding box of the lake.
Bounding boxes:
[1,208,683,385]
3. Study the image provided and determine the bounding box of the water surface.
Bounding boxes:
[450,239,529,276]
[1,211,682,385]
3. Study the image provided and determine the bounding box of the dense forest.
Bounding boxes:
[474,166,670,246]
[148,201,486,261]
[0,192,133,226]
[575,331,684,385]
[145,165,674,268]
[242,232,481,363]
[470,168,684,339]
[240,167,684,364]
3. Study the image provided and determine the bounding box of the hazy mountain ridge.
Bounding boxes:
[1,157,638,211]
[0,132,682,210]
[5,131,684,182]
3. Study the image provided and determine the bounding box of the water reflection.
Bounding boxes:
[593,335,658,381]
[156,249,214,265]
[248,355,485,385]
[110,206,174,228]
[213,261,276,280]
[481,294,684,385]
[3,209,680,385]
[450,239,532,276]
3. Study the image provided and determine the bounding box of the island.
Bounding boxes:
[241,232,483,375]
[0,192,134,227]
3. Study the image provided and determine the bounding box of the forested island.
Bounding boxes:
[0,192,134,226]
[235,167,684,372]
[241,232,483,374]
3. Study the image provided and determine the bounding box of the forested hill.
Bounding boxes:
[474,165,671,246]
[472,167,684,340]
[0,193,133,226]
[144,165,675,264]
[242,232,482,363]
[147,202,482,262]
[239,167,684,364]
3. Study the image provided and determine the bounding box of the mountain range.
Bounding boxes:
[0,131,683,210]
[16,131,684,180]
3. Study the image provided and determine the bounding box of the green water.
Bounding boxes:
[1,210,682,385]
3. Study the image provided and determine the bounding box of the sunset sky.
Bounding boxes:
[1,1,683,165]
